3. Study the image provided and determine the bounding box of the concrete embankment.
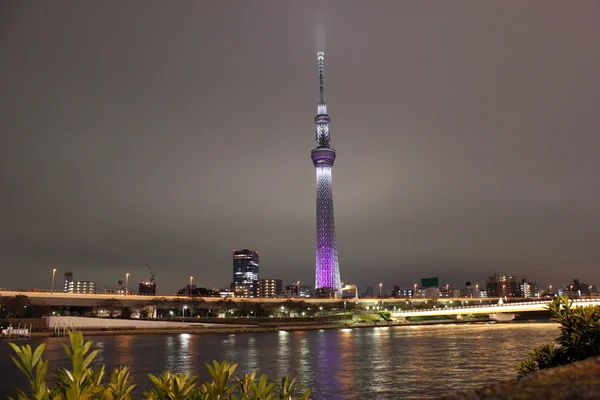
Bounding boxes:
[31,322,392,337]
[440,356,600,400]
[26,319,500,338]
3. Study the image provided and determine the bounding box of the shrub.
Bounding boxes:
[517,296,600,375]
[9,330,311,400]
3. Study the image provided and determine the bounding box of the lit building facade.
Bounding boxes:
[219,287,234,298]
[232,249,259,297]
[299,285,312,298]
[233,285,249,298]
[67,280,95,294]
[256,279,282,298]
[519,279,539,298]
[63,272,95,293]
[311,52,342,292]
[486,274,521,297]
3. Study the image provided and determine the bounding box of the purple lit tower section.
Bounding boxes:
[311,52,342,291]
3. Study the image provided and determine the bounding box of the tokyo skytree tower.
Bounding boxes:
[311,52,342,291]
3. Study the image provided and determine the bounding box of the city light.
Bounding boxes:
[51,268,57,294]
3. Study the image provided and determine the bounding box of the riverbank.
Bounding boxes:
[440,355,600,399]
[29,322,396,337]
[19,318,502,338]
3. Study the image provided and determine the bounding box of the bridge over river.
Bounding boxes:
[0,290,508,307]
[2,290,599,319]
[392,297,600,322]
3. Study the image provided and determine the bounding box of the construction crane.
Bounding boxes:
[146,263,155,283]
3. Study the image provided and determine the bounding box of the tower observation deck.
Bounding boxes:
[311,52,341,291]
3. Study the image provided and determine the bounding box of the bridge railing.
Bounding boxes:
[396,297,600,314]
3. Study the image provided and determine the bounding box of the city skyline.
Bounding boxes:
[1,2,600,294]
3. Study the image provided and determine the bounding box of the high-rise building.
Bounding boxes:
[519,279,539,298]
[486,274,521,297]
[311,52,342,292]
[232,249,259,297]
[256,279,282,298]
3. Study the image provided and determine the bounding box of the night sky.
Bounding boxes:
[1,1,599,294]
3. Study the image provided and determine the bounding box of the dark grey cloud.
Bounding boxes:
[1,1,599,293]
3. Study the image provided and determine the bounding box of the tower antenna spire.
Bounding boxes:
[317,52,325,102]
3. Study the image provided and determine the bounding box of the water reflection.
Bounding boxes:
[220,334,238,362]
[115,335,135,367]
[163,335,177,372]
[178,334,193,372]
[0,323,560,399]
[277,331,291,372]
[337,328,356,396]
[244,336,258,372]
[294,331,313,385]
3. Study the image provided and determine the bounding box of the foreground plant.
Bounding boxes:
[9,331,310,400]
[517,296,600,375]
[9,331,136,400]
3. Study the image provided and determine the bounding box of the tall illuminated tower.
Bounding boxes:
[311,52,342,291]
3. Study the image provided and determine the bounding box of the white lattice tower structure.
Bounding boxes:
[311,52,341,291]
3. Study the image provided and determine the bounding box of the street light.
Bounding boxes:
[51,268,57,293]
[502,284,506,297]
[183,305,188,318]
[549,285,552,294]
[296,281,300,297]
[446,284,450,296]
[190,276,194,297]
[125,273,130,296]
[379,283,383,297]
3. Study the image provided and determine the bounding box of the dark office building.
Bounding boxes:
[177,286,220,297]
[392,285,415,298]
[64,272,73,292]
[569,279,597,296]
[139,281,156,295]
[233,249,259,297]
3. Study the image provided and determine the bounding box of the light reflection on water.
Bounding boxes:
[0,323,559,399]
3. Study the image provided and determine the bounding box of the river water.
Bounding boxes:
[0,323,558,399]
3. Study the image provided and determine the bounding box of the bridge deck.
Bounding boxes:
[392,298,600,317]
